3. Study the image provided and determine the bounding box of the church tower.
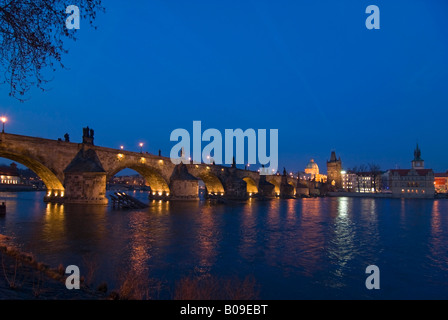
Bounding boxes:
[327,151,342,189]
[411,144,424,169]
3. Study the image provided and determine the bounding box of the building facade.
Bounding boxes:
[0,163,21,185]
[434,172,448,193]
[387,144,435,198]
[341,171,382,193]
[301,159,327,183]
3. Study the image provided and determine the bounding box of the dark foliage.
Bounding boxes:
[0,0,103,100]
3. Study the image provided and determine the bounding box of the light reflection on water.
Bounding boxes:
[0,191,447,299]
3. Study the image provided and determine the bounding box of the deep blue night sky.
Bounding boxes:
[1,0,448,173]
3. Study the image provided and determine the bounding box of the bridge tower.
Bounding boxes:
[327,151,342,189]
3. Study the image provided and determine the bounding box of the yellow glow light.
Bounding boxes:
[0,117,6,123]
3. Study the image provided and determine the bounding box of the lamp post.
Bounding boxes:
[1,117,6,133]
[120,145,124,150]
[139,142,144,153]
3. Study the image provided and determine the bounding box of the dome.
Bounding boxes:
[306,159,319,170]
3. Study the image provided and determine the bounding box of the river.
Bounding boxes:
[0,191,447,299]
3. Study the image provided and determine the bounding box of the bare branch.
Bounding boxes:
[0,0,104,100]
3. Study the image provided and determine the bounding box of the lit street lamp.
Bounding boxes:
[120,145,124,150]
[139,142,144,153]
[1,117,7,133]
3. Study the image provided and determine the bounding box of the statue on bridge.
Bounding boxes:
[82,127,94,145]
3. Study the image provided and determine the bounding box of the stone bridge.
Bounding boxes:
[0,130,307,204]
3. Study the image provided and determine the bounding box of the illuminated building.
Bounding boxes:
[387,144,435,198]
[301,159,327,183]
[327,151,342,188]
[0,163,21,185]
[341,171,357,191]
[341,170,382,193]
[434,172,448,193]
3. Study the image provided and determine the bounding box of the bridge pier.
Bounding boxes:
[258,176,276,199]
[168,163,199,201]
[222,168,248,200]
[62,147,108,205]
[63,172,108,204]
[43,189,66,203]
[280,168,295,199]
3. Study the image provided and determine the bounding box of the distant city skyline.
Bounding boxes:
[1,1,448,173]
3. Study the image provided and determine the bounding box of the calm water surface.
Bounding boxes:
[0,191,447,299]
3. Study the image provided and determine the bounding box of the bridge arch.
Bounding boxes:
[267,179,280,195]
[108,164,170,194]
[288,181,297,195]
[243,177,258,194]
[196,171,225,195]
[0,150,64,192]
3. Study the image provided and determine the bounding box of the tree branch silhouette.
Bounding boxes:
[0,0,103,101]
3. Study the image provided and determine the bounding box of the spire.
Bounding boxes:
[330,151,337,162]
[412,143,424,169]
[414,143,422,161]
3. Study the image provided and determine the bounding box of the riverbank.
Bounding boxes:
[0,234,105,299]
